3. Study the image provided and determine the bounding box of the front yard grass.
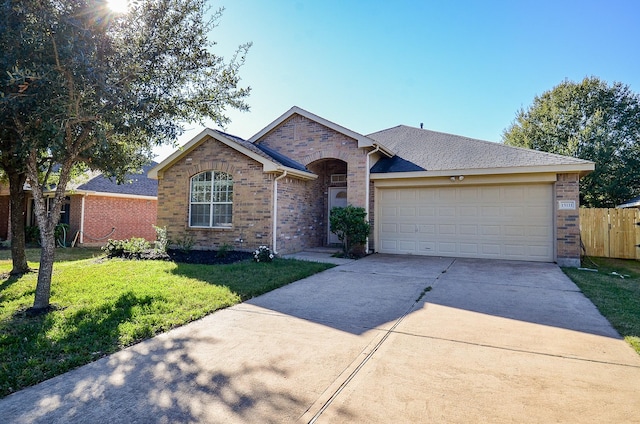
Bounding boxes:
[0,248,333,398]
[563,257,640,355]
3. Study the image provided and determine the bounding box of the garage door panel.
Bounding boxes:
[481,225,501,236]
[377,184,554,262]
[381,206,397,217]
[529,245,552,258]
[398,240,417,251]
[418,241,436,252]
[381,223,398,234]
[418,207,436,217]
[460,243,479,254]
[438,206,456,217]
[438,189,457,201]
[398,224,415,234]
[459,206,478,216]
[380,239,398,250]
[438,242,457,254]
[418,224,435,235]
[481,187,501,201]
[481,206,501,217]
[438,224,456,235]
[529,225,550,237]
[504,226,526,236]
[399,207,416,217]
[459,225,478,235]
[398,190,417,201]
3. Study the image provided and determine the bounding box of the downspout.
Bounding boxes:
[365,145,380,253]
[272,170,288,254]
[79,195,86,244]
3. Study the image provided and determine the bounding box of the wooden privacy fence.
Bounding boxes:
[580,208,640,259]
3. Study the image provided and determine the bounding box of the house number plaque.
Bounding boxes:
[558,200,576,210]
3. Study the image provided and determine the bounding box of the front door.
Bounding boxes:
[328,187,348,244]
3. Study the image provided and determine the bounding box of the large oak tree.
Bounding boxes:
[0,0,250,313]
[502,77,640,207]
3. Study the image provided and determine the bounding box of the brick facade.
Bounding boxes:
[156,136,275,251]
[255,115,370,253]
[256,115,368,208]
[155,115,372,254]
[555,173,581,267]
[154,111,587,265]
[72,195,157,246]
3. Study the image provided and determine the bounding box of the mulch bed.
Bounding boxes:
[117,249,254,265]
[166,249,253,265]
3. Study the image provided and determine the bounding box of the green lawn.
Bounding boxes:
[563,257,640,355]
[0,248,333,398]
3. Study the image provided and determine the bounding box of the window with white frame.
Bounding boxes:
[189,171,233,227]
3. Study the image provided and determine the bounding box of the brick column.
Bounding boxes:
[555,173,581,267]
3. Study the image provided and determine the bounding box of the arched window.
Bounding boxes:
[189,171,233,227]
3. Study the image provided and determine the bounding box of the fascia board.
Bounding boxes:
[248,106,375,148]
[370,163,595,180]
[149,129,281,179]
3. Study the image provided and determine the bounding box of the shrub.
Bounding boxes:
[329,205,370,258]
[153,225,168,253]
[102,238,151,258]
[24,224,70,246]
[216,243,233,258]
[253,245,274,263]
[172,233,195,253]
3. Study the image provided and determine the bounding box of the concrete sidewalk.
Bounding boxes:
[1,255,639,423]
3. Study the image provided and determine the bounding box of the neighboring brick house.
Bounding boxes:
[150,107,594,267]
[0,162,157,247]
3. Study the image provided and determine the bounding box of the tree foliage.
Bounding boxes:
[329,205,370,257]
[0,0,251,312]
[502,77,640,207]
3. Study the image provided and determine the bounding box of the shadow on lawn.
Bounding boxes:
[0,292,157,399]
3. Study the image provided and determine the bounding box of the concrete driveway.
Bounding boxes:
[1,255,639,423]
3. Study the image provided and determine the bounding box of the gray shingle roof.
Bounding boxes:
[216,130,309,173]
[76,162,158,197]
[367,125,591,172]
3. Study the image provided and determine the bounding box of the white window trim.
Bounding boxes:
[188,171,233,228]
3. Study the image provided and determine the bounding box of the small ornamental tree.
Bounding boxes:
[329,205,370,257]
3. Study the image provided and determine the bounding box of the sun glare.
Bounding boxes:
[107,0,129,13]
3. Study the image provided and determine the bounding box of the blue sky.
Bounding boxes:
[154,0,640,161]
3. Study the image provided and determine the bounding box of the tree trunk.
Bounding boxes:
[31,227,56,311]
[8,171,30,275]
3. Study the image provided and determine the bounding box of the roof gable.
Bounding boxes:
[248,106,381,150]
[148,128,315,180]
[368,125,594,174]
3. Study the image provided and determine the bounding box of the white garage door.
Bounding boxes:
[377,184,554,262]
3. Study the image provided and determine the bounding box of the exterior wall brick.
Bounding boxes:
[555,173,581,267]
[256,114,369,252]
[157,136,274,252]
[275,177,323,253]
[257,115,369,209]
[75,195,157,246]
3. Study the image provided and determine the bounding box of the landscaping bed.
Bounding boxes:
[132,249,254,265]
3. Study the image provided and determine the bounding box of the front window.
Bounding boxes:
[189,171,233,227]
